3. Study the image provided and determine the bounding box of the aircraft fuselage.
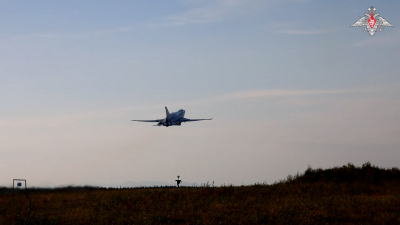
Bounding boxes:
[161,109,185,127]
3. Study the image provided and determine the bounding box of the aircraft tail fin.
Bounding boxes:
[165,106,171,119]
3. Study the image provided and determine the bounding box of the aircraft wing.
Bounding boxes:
[131,119,161,122]
[180,118,212,122]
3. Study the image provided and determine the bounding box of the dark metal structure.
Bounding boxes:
[175,175,182,187]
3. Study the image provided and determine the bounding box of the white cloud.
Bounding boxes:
[221,89,349,99]
[144,0,315,28]
[6,27,134,42]
[196,88,367,105]
[156,1,272,27]
[278,29,330,35]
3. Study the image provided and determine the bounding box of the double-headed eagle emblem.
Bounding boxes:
[351,6,393,37]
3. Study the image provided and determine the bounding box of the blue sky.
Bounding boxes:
[0,0,399,187]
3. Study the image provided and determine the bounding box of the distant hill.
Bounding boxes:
[287,162,400,184]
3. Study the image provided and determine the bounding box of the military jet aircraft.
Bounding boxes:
[131,107,212,127]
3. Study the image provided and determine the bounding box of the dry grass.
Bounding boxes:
[1,162,400,224]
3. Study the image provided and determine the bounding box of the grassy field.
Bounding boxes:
[1,162,400,224]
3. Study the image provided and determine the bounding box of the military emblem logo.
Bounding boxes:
[351,6,393,37]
